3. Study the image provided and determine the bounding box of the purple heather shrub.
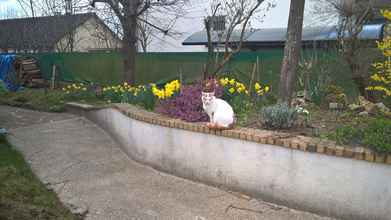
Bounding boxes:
[156,81,223,122]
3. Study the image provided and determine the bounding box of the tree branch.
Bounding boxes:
[213,0,265,75]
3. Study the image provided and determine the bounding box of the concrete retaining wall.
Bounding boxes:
[68,104,391,220]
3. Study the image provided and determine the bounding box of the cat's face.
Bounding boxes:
[202,92,215,106]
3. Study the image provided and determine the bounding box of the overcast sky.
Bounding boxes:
[0,0,318,52]
[148,0,317,52]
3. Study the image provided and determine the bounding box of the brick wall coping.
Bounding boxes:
[66,102,391,165]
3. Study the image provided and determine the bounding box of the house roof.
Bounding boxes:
[182,23,385,47]
[0,13,98,50]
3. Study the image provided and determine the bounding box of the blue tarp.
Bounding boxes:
[0,54,21,92]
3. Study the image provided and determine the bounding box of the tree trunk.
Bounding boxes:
[278,0,305,104]
[344,41,369,98]
[204,18,214,79]
[121,2,139,84]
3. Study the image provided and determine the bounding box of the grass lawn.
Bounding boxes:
[0,134,80,220]
[0,88,104,112]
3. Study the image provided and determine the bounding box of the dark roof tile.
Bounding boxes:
[0,13,95,50]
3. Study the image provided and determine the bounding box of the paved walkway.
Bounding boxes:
[3,106,335,220]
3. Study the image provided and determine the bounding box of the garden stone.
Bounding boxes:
[67,202,88,217]
[375,102,390,113]
[348,104,365,112]
[358,111,369,117]
[296,90,310,100]
[329,102,343,110]
[358,96,378,114]
[292,98,306,107]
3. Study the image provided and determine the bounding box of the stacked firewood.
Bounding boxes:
[14,57,46,88]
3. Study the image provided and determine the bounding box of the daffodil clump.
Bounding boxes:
[62,83,88,94]
[151,80,181,99]
[254,82,270,96]
[99,80,180,109]
[366,9,391,97]
[382,9,391,20]
[103,82,145,97]
[219,77,249,95]
[101,82,149,103]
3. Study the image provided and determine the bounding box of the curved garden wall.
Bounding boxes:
[67,102,391,220]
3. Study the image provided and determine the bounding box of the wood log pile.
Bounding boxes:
[14,57,46,88]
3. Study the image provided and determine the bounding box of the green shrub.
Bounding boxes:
[363,118,391,153]
[260,102,298,129]
[0,82,7,95]
[329,118,391,153]
[230,96,254,125]
[333,125,362,145]
[121,85,156,111]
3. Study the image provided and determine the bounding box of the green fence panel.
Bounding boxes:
[19,49,359,97]
[28,52,123,84]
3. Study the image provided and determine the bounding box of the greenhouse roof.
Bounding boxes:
[182,23,385,46]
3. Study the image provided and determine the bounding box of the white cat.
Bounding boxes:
[202,91,235,129]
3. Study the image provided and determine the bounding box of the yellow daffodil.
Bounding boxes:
[254,82,261,91]
[219,78,228,86]
[152,80,181,99]
[265,86,270,92]
[366,10,391,97]
[382,9,391,20]
[229,87,235,94]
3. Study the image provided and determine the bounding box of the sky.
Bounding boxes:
[0,0,318,52]
[0,0,18,12]
[149,0,293,52]
[148,0,317,52]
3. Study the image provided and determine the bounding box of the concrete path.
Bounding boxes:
[2,106,336,220]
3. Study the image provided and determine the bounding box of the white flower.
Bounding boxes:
[296,106,309,115]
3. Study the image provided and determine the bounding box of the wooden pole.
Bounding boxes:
[248,62,257,95]
[256,56,260,82]
[51,64,56,90]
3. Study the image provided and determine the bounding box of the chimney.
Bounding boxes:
[65,0,73,15]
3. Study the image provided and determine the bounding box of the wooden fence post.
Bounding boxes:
[51,64,56,90]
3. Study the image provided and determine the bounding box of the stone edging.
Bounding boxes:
[66,102,391,165]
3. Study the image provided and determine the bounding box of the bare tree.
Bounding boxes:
[203,3,221,78]
[16,0,90,17]
[90,0,186,84]
[203,0,274,78]
[278,0,305,104]
[309,0,390,98]
[137,12,153,52]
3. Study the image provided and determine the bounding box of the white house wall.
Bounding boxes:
[55,17,122,52]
